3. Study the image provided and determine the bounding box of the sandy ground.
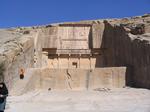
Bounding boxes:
[5,88,150,112]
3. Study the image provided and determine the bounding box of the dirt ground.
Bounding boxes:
[5,88,150,112]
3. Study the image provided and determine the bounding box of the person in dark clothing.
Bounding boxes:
[19,68,25,79]
[0,82,8,112]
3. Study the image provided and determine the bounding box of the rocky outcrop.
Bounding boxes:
[0,14,150,91]
[101,15,150,88]
[0,29,35,89]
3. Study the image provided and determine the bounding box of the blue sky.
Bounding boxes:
[0,0,149,28]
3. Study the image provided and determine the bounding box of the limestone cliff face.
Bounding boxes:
[0,29,35,89]
[101,15,150,88]
[0,14,150,90]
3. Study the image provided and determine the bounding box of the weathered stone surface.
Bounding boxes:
[41,25,91,50]
[0,14,150,91]
[10,68,40,95]
[92,23,105,48]
[34,14,150,89]
[101,21,150,88]
[10,67,126,95]
[0,29,35,89]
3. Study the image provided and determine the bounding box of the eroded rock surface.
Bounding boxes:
[0,29,35,89]
[0,14,150,91]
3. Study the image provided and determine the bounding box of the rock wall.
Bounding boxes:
[0,14,150,91]
[101,20,150,89]
[10,68,40,95]
[0,29,35,89]
[28,14,150,89]
[39,25,91,51]
[10,67,126,95]
[39,67,126,90]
